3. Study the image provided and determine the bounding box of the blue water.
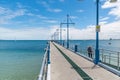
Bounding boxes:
[63,39,120,52]
[0,40,47,80]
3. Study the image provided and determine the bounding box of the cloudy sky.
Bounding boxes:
[0,0,120,40]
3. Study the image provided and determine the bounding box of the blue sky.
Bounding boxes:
[0,0,120,40]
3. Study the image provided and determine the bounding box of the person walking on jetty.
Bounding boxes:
[87,46,93,58]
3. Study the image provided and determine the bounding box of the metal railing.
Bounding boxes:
[68,44,120,71]
[38,44,50,80]
[99,49,120,70]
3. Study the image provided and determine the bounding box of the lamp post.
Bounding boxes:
[60,23,62,45]
[61,14,75,49]
[60,25,66,46]
[77,0,117,64]
[56,29,60,43]
[51,35,53,41]
[94,0,100,64]
[54,32,56,42]
[94,0,117,64]
[67,14,69,49]
[54,32,57,43]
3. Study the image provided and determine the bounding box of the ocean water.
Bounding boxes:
[62,40,120,66]
[65,39,120,52]
[0,40,47,80]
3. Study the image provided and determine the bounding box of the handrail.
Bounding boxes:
[100,48,120,53]
[68,44,120,70]
[38,44,50,80]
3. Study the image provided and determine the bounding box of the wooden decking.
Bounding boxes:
[50,42,120,80]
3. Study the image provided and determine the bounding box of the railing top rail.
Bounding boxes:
[99,48,120,53]
[38,45,49,80]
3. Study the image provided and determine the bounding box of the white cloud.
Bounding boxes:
[100,20,120,37]
[109,6,120,19]
[50,19,120,40]
[70,16,78,19]
[100,17,109,21]
[98,0,120,39]
[44,20,58,23]
[6,9,26,19]
[59,0,64,2]
[69,27,95,40]
[1,19,120,40]
[99,17,109,25]
[77,9,84,13]
[41,1,62,13]
[47,7,62,13]
[37,15,47,19]
[0,7,7,14]
[68,20,120,40]
[50,25,96,40]
[16,2,24,9]
[52,9,62,12]
[102,0,120,19]
[41,1,49,8]
[101,1,119,8]
[0,27,51,40]
[0,7,26,24]
[100,21,108,25]
[27,13,47,19]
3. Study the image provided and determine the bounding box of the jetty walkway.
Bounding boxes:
[50,42,120,80]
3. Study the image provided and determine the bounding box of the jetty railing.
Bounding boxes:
[38,43,50,80]
[99,49,120,70]
[68,44,120,71]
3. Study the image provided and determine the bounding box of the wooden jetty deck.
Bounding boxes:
[50,42,120,80]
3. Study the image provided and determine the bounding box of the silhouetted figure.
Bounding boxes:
[87,46,93,58]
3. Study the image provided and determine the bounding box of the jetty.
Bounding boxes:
[38,41,120,80]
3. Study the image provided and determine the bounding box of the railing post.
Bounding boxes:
[117,52,120,70]
[44,55,48,80]
[109,53,111,64]
[47,44,50,64]
[63,41,64,47]
[74,45,78,53]
[80,49,82,54]
[72,45,74,50]
[101,49,104,62]
[104,55,106,63]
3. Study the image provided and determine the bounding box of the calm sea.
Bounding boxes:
[0,40,47,80]
[63,39,120,52]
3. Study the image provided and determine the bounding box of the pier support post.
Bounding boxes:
[47,43,50,64]
[63,40,64,47]
[74,45,78,53]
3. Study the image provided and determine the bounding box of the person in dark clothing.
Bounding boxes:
[87,46,93,58]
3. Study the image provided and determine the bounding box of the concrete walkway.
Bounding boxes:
[50,42,83,80]
[54,42,120,80]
